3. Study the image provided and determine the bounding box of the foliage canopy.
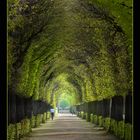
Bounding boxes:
[8,0,132,107]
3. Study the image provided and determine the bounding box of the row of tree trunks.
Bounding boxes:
[76,95,132,123]
[8,93,51,124]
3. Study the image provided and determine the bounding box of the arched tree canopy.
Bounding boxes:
[8,0,132,107]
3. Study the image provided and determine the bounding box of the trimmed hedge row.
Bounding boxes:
[8,124,16,140]
[78,112,132,140]
[8,112,50,140]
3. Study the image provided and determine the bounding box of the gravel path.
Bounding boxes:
[21,113,119,140]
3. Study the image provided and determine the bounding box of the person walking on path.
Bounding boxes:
[50,108,55,120]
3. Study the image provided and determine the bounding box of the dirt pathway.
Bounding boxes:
[21,113,119,140]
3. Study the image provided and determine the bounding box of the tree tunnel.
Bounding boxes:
[8,0,132,139]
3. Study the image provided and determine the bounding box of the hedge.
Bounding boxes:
[77,112,132,140]
[8,112,49,140]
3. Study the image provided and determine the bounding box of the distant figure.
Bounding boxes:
[72,110,75,115]
[50,108,55,120]
[70,108,74,115]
